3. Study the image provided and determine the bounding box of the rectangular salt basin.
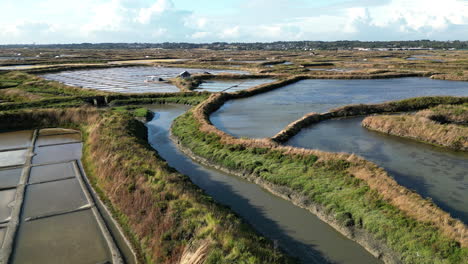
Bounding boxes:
[0,150,28,167]
[0,130,33,151]
[22,178,88,219]
[12,209,111,264]
[29,162,76,184]
[32,143,82,164]
[0,168,22,188]
[0,188,16,222]
[196,79,275,92]
[36,133,81,146]
[38,128,78,136]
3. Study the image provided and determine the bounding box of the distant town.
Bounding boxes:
[1,40,467,50]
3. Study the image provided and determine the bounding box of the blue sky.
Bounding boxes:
[0,0,467,44]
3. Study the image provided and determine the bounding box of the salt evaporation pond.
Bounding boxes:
[42,66,249,93]
[0,129,135,264]
[211,77,468,138]
[195,78,275,92]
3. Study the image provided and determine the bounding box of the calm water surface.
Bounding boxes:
[211,78,468,138]
[146,104,380,264]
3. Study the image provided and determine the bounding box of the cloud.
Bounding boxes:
[0,0,467,43]
[137,0,173,24]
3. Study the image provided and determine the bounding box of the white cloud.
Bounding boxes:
[0,0,467,43]
[219,26,240,39]
[137,0,174,24]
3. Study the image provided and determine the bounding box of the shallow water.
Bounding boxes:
[0,150,28,167]
[12,209,111,264]
[42,66,248,93]
[32,143,83,164]
[29,162,75,184]
[35,133,81,146]
[212,78,468,138]
[146,104,380,264]
[195,78,275,92]
[0,129,133,263]
[0,168,22,189]
[0,130,33,151]
[286,116,468,223]
[22,178,88,219]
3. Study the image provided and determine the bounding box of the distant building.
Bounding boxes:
[179,71,191,79]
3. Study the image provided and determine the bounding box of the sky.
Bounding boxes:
[0,0,467,44]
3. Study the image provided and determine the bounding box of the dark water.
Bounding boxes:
[286,116,468,223]
[211,78,468,138]
[146,104,380,264]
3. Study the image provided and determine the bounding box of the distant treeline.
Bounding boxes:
[1,40,467,50]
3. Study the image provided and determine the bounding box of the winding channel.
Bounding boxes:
[146,104,380,264]
[210,77,468,224]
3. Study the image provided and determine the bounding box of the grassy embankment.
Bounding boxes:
[0,107,294,264]
[171,91,468,263]
[362,103,468,151]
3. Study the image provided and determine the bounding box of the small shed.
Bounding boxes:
[179,71,191,79]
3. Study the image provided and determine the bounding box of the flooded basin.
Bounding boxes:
[35,133,81,146]
[12,209,111,264]
[0,168,22,189]
[29,162,75,184]
[0,128,134,264]
[42,66,249,93]
[0,130,33,151]
[32,143,82,164]
[22,178,88,219]
[211,78,468,138]
[147,104,380,264]
[286,116,468,223]
[195,78,275,92]
[0,150,29,167]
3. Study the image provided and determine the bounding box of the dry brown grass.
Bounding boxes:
[431,71,468,81]
[0,88,43,101]
[417,104,468,124]
[178,240,212,264]
[362,114,468,151]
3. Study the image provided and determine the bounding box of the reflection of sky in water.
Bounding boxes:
[42,66,248,93]
[287,116,468,223]
[212,77,468,138]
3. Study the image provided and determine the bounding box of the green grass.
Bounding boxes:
[172,111,468,264]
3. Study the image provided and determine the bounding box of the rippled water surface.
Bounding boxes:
[211,78,468,138]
